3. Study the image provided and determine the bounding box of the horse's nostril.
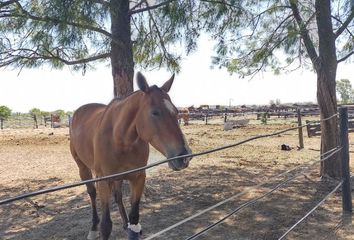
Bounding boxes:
[183,156,192,164]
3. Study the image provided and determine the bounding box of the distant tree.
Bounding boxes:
[336,79,354,104]
[0,105,12,119]
[29,108,41,128]
[260,112,268,125]
[40,111,50,117]
[53,109,65,118]
[270,99,281,107]
[29,107,42,116]
[0,105,11,129]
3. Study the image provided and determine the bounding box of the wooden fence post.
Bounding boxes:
[33,115,38,129]
[224,108,228,123]
[50,114,54,128]
[205,111,208,125]
[0,118,3,130]
[339,107,352,214]
[68,114,71,126]
[297,108,304,149]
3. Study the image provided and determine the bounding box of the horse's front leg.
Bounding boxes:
[113,180,129,230]
[127,172,146,240]
[97,180,113,240]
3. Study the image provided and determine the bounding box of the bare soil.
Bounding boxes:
[1,118,354,240]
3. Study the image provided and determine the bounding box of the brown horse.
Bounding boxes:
[70,72,192,240]
[178,108,190,126]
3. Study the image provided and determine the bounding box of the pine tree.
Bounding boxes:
[200,0,354,178]
[0,0,199,98]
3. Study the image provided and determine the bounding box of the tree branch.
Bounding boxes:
[48,52,110,65]
[0,0,18,9]
[332,15,354,39]
[144,0,169,61]
[1,47,110,67]
[289,0,319,70]
[86,0,109,6]
[13,1,112,39]
[337,50,354,63]
[335,9,354,38]
[129,0,176,15]
[200,0,243,10]
[130,0,145,13]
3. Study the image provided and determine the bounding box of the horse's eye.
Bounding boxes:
[152,110,160,117]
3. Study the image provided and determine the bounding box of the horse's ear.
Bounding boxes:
[137,72,149,93]
[161,73,175,93]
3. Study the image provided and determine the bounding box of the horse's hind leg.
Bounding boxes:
[127,173,146,239]
[81,172,100,239]
[71,151,100,239]
[113,180,129,230]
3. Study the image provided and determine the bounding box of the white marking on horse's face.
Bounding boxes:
[163,99,177,115]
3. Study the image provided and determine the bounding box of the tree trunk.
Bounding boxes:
[110,0,134,98]
[317,69,340,178]
[315,0,340,178]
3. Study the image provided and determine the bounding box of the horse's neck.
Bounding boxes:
[103,93,142,148]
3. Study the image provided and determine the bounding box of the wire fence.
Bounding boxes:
[277,180,343,240]
[144,147,342,240]
[184,147,342,240]
[0,109,351,240]
[0,113,71,129]
[0,113,336,205]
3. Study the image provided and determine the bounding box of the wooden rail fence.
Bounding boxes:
[306,116,354,137]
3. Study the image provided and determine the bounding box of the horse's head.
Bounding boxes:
[135,72,192,171]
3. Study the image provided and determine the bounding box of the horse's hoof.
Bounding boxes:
[127,229,140,240]
[127,223,142,240]
[87,230,100,240]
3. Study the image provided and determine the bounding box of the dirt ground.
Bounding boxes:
[1,117,354,240]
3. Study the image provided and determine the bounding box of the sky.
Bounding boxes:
[1,35,354,113]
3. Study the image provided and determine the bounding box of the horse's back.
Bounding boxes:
[71,103,106,127]
[70,103,107,169]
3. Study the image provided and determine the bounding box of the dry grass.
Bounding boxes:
[0,118,354,240]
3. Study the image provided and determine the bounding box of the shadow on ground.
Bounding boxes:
[0,162,349,240]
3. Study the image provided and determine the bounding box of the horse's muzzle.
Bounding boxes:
[168,149,192,171]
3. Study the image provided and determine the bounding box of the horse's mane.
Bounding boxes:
[95,90,141,128]
[105,89,141,109]
[107,85,163,107]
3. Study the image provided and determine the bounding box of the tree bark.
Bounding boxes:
[110,0,134,98]
[315,0,340,178]
[317,69,339,178]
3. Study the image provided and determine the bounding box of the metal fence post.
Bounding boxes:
[297,108,304,149]
[339,107,352,214]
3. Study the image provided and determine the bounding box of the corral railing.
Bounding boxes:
[0,108,352,240]
[0,113,71,129]
[306,115,354,137]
